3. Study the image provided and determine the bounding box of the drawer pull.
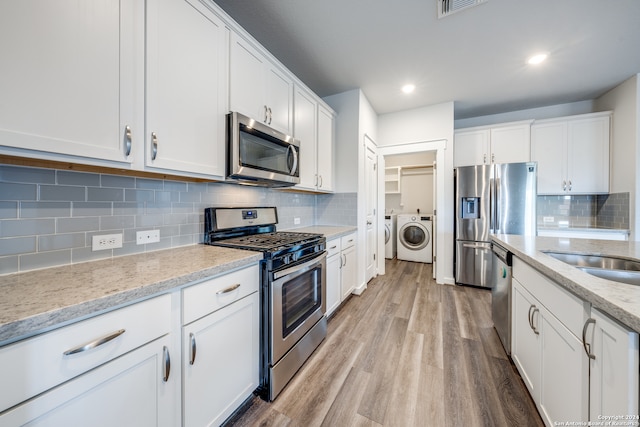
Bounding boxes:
[216,283,241,295]
[582,318,596,360]
[329,245,338,250]
[189,333,197,365]
[63,329,126,356]
[163,346,171,382]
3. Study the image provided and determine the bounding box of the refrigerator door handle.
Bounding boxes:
[494,177,501,234]
[462,243,491,250]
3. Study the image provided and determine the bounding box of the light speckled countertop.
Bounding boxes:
[0,245,262,345]
[285,225,357,241]
[492,234,640,333]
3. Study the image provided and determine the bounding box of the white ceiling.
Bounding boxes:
[214,0,640,119]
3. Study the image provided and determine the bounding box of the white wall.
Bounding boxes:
[595,74,640,240]
[324,89,379,294]
[377,102,455,285]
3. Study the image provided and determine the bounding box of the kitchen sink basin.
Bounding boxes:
[542,251,640,286]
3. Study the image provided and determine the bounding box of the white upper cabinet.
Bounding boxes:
[145,0,229,179]
[532,112,610,195]
[294,85,334,193]
[317,105,335,192]
[0,0,143,165]
[230,32,293,135]
[454,121,532,167]
[294,87,318,190]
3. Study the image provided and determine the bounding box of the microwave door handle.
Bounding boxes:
[288,145,298,176]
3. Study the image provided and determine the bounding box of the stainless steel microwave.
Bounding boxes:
[226,111,300,187]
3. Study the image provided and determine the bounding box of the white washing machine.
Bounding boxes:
[397,214,433,263]
[385,214,397,259]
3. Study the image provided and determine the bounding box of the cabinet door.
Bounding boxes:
[183,292,259,427]
[229,32,268,123]
[0,0,142,164]
[454,129,489,167]
[531,121,567,195]
[317,106,334,192]
[266,64,294,134]
[567,116,610,194]
[0,336,177,427]
[145,0,228,178]
[341,245,357,300]
[538,307,588,425]
[294,87,318,190]
[589,308,639,419]
[511,280,541,399]
[490,123,531,164]
[326,253,342,317]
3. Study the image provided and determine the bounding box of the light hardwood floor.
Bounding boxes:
[227,259,544,427]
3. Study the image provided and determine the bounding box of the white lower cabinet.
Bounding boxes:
[341,233,357,301]
[182,265,260,427]
[325,233,357,316]
[587,308,639,419]
[512,257,639,426]
[325,238,342,316]
[0,294,178,426]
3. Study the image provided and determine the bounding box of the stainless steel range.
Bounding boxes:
[204,207,327,401]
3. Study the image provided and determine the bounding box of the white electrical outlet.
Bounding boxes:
[136,229,160,245]
[294,217,301,225]
[92,233,123,251]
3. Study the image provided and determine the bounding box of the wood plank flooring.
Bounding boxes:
[226,259,544,427]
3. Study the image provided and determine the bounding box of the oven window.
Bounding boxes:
[281,267,322,337]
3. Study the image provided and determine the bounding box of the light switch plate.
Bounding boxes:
[137,229,160,245]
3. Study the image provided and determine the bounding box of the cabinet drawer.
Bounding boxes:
[513,258,589,337]
[182,264,259,325]
[341,232,356,249]
[326,238,341,258]
[0,293,171,412]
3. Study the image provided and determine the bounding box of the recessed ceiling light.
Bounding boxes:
[527,53,548,65]
[402,84,415,94]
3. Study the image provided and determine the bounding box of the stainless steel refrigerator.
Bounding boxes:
[455,162,536,288]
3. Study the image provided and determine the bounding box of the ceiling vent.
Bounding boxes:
[438,0,487,18]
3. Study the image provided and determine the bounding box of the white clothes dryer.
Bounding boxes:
[385,214,397,259]
[397,214,433,263]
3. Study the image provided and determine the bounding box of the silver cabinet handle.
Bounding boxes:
[124,125,132,156]
[568,180,572,191]
[189,332,197,365]
[63,329,126,356]
[162,345,171,382]
[366,221,372,225]
[563,180,567,191]
[216,283,241,295]
[527,305,535,330]
[531,307,540,335]
[491,153,495,163]
[582,318,596,360]
[342,254,347,266]
[314,174,318,187]
[264,105,269,123]
[151,132,158,160]
[319,175,323,188]
[268,107,272,125]
[483,153,487,164]
[329,245,338,250]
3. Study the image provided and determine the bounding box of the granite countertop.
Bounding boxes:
[492,234,640,333]
[0,245,262,345]
[285,225,357,241]
[537,226,629,234]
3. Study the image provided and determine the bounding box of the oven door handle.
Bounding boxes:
[273,252,327,280]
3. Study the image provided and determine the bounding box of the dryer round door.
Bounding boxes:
[399,223,430,250]
[385,224,391,243]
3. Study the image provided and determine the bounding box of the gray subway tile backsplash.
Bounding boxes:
[0,164,351,275]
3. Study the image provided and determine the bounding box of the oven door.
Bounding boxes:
[270,252,326,364]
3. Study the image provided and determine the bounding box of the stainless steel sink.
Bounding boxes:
[542,251,640,286]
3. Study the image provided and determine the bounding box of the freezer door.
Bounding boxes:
[455,165,491,241]
[455,240,493,288]
[493,162,537,236]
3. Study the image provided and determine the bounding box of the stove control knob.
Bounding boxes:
[292,253,299,262]
[283,255,291,264]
